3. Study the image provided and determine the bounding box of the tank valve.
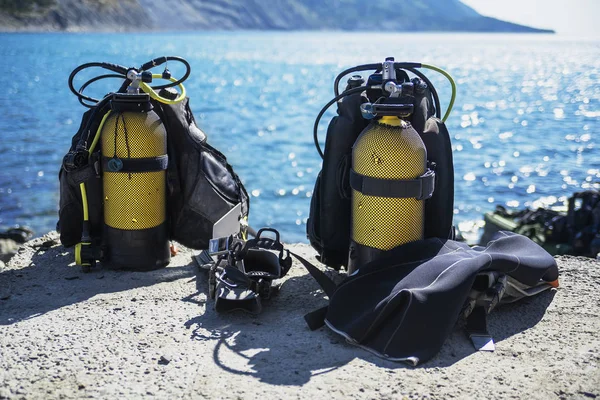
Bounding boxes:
[126,69,153,94]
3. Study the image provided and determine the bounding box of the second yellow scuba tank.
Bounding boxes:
[347,58,436,272]
[351,117,427,250]
[308,58,456,271]
[101,91,170,270]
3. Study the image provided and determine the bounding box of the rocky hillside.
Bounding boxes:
[0,0,553,33]
[0,0,152,32]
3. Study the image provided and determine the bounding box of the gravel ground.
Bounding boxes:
[0,232,599,399]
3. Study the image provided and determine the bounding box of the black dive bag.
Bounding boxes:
[154,94,249,249]
[58,94,249,251]
[307,67,454,269]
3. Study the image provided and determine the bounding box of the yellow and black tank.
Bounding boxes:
[100,93,170,270]
[348,116,428,273]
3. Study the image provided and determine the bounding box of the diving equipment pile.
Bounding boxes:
[482,189,600,258]
[59,57,249,271]
[302,58,559,365]
[56,55,562,366]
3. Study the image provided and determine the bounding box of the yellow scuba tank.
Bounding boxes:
[347,58,434,273]
[349,117,427,270]
[66,57,190,272]
[101,92,170,270]
[310,57,456,272]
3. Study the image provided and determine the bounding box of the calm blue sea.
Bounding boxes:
[0,32,598,243]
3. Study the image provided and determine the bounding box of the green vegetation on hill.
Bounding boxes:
[0,0,55,14]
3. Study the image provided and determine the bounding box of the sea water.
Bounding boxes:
[0,32,598,243]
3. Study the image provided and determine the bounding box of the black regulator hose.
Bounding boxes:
[76,74,125,108]
[138,56,191,90]
[333,63,382,97]
[68,62,128,106]
[313,85,378,159]
[68,56,192,108]
[405,67,442,120]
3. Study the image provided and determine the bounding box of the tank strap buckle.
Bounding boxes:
[349,168,435,200]
[101,155,168,173]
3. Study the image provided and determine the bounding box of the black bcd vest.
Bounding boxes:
[58,91,249,251]
[307,77,454,270]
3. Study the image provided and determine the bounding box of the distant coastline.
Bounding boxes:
[0,0,554,34]
[0,28,556,34]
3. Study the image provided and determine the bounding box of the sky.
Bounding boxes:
[460,0,600,36]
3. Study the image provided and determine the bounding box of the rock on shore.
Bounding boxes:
[0,232,598,399]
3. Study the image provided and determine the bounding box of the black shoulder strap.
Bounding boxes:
[289,252,336,297]
[465,306,495,351]
[155,101,184,222]
[289,251,337,330]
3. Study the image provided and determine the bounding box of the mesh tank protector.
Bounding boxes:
[101,94,170,269]
[349,116,428,271]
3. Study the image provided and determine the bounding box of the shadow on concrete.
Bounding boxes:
[0,240,196,325]
[490,289,557,343]
[427,289,557,368]
[184,271,363,386]
[184,267,559,385]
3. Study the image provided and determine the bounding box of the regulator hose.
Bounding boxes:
[315,61,457,158]
[138,56,191,90]
[68,62,128,106]
[313,85,379,159]
[68,56,191,107]
[140,74,187,105]
[331,61,456,122]
[76,74,124,108]
[420,63,457,122]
